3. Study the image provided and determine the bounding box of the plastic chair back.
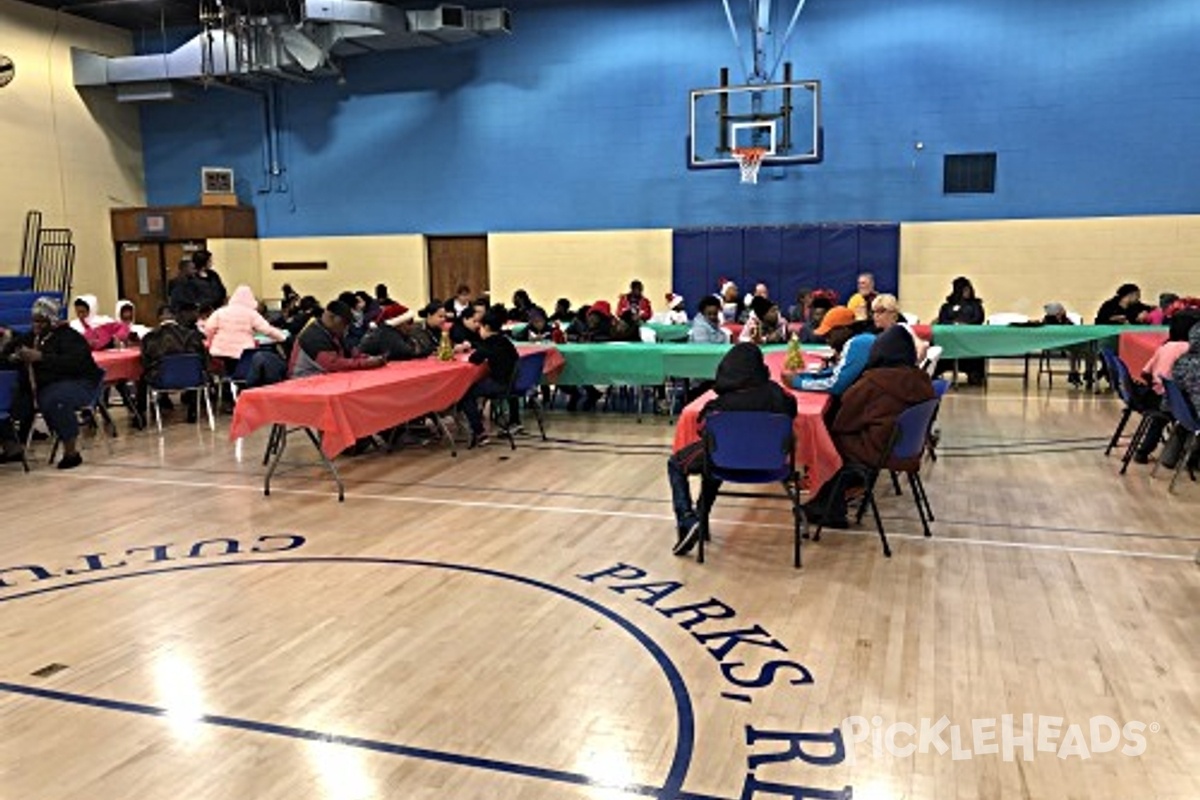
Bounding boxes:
[887,398,940,467]
[703,411,794,481]
[1108,351,1141,407]
[1098,350,1128,405]
[0,371,18,418]
[153,354,206,390]
[1162,379,1200,435]
[511,350,548,394]
[230,347,260,382]
[932,378,951,398]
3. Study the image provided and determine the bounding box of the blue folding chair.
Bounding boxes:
[1101,351,1170,473]
[696,411,805,568]
[212,347,259,409]
[925,378,951,463]
[148,354,214,433]
[491,349,549,449]
[1157,379,1200,492]
[0,371,30,472]
[813,397,941,556]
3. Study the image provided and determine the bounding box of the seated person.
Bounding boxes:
[668,343,798,556]
[337,291,370,350]
[141,303,209,422]
[738,296,788,344]
[1132,311,1200,463]
[1095,283,1152,325]
[288,300,385,378]
[509,290,536,323]
[1146,293,1179,326]
[514,307,555,342]
[651,293,688,325]
[936,276,987,385]
[617,280,653,322]
[1162,321,1200,471]
[718,280,744,323]
[450,304,483,348]
[204,285,288,371]
[69,294,120,351]
[460,312,521,447]
[782,306,876,397]
[804,326,936,528]
[114,300,151,343]
[445,284,473,319]
[549,298,575,326]
[612,309,642,342]
[1042,301,1092,387]
[0,297,104,469]
[412,302,447,354]
[799,297,832,344]
[871,294,928,363]
[787,288,812,324]
[359,306,430,361]
[568,301,615,343]
[847,273,878,321]
[689,296,731,344]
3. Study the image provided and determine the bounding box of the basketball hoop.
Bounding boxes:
[732,147,767,184]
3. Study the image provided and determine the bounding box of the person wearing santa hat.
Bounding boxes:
[360,304,429,361]
[652,293,688,325]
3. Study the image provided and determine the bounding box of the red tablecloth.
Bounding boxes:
[1119,331,1167,375]
[516,343,565,377]
[671,350,842,492]
[230,360,482,457]
[93,349,142,383]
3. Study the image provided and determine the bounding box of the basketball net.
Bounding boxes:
[732,147,767,184]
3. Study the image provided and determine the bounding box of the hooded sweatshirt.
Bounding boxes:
[204,285,286,359]
[700,342,798,423]
[114,300,151,340]
[69,294,120,350]
[831,327,936,470]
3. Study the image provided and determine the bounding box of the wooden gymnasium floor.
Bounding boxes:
[0,381,1197,800]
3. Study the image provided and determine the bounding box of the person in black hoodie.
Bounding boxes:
[460,311,521,448]
[0,297,104,469]
[669,343,798,556]
[935,275,987,386]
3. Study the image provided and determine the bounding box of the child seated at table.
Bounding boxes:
[359,306,432,361]
[669,343,798,557]
[460,312,521,448]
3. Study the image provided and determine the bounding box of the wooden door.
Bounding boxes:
[162,240,207,285]
[117,243,165,326]
[427,236,489,304]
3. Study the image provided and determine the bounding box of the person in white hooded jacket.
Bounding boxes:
[203,285,287,366]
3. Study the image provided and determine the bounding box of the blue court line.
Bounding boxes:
[0,681,729,800]
[0,556,699,799]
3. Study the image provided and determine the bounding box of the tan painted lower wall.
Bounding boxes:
[202,216,1200,324]
[899,216,1200,324]
[489,230,673,312]
[0,0,145,311]
[255,235,427,306]
[206,239,263,299]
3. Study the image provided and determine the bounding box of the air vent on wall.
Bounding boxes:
[944,152,997,194]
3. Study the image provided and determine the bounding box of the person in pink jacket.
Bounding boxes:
[204,285,287,367]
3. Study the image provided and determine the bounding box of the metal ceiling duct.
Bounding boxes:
[71,2,512,101]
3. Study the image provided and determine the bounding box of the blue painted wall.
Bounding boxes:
[139,0,1200,236]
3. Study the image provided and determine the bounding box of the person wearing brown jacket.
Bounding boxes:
[804,326,935,526]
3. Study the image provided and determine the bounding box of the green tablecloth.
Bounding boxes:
[930,324,1160,359]
[555,343,793,384]
[645,323,691,343]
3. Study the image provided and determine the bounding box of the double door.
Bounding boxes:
[116,240,205,326]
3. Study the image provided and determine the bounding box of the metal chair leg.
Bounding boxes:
[1106,408,1132,455]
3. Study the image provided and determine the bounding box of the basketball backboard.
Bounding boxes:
[688,79,822,169]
